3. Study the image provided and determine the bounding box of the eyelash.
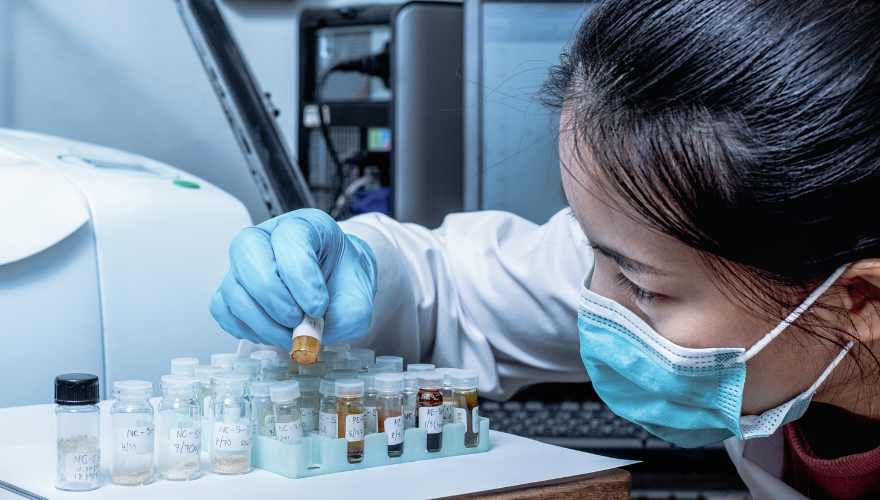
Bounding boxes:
[613,272,658,304]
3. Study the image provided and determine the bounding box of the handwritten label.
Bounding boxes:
[364,406,377,432]
[403,410,415,427]
[263,415,276,437]
[301,408,318,433]
[65,452,99,482]
[384,416,404,445]
[251,418,259,434]
[345,414,365,442]
[292,315,324,341]
[443,401,453,420]
[276,419,304,441]
[453,407,467,425]
[419,406,443,434]
[212,422,252,451]
[117,425,154,455]
[319,411,337,438]
[473,407,479,433]
[170,424,201,456]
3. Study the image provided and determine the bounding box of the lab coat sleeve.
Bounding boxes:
[339,209,594,400]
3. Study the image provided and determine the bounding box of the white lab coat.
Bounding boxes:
[238,209,808,498]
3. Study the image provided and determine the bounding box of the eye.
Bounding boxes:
[614,272,658,304]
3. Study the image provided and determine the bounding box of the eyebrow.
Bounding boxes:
[590,244,668,276]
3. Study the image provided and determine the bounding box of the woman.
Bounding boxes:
[209,0,880,497]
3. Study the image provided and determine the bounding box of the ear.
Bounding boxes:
[838,259,880,343]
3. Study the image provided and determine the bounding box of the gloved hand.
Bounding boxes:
[209,208,377,350]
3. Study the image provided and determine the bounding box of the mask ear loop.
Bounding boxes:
[736,264,851,364]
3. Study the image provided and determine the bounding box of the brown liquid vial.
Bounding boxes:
[377,408,404,456]
[453,389,480,447]
[336,397,364,463]
[416,388,443,452]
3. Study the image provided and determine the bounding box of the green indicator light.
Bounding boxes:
[173,180,200,189]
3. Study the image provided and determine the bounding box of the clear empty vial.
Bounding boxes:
[335,379,365,463]
[451,370,480,448]
[299,359,330,378]
[157,375,201,481]
[262,365,289,381]
[375,373,405,457]
[273,355,299,377]
[271,380,304,442]
[407,363,435,373]
[194,365,222,418]
[367,363,395,374]
[170,358,199,377]
[375,356,404,373]
[318,378,338,438]
[211,353,237,373]
[416,372,444,452]
[250,380,277,438]
[250,350,277,370]
[110,380,155,486]
[334,358,362,371]
[435,368,456,420]
[292,374,320,433]
[401,373,419,430]
[330,369,359,380]
[55,373,100,492]
[209,372,252,475]
[348,348,375,370]
[358,373,378,434]
[234,358,261,381]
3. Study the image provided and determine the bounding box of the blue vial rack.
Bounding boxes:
[201,418,489,478]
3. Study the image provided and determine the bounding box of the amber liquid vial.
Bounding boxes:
[289,315,324,365]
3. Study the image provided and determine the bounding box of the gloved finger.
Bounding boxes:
[229,227,304,328]
[270,218,332,318]
[219,272,294,350]
[322,287,374,344]
[209,286,261,343]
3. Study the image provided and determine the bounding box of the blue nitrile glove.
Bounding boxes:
[209,208,377,350]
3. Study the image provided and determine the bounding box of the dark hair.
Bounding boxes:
[541,0,880,374]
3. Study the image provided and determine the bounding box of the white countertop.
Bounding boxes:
[0,399,634,499]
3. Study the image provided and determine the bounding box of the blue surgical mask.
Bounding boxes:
[578,259,853,448]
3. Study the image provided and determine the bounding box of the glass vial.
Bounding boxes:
[195,365,222,418]
[359,373,378,434]
[250,350,277,370]
[348,348,375,371]
[401,373,419,430]
[375,356,404,373]
[299,360,330,378]
[367,364,395,374]
[407,363,435,373]
[416,372,444,452]
[55,373,100,492]
[262,365,290,381]
[211,353,237,373]
[250,380,277,438]
[292,375,320,433]
[270,380,304,442]
[435,368,456,421]
[375,373,405,457]
[290,315,324,365]
[170,358,198,377]
[318,378,338,438]
[273,355,299,378]
[157,375,201,481]
[234,358,261,381]
[209,372,252,475]
[110,380,155,486]
[335,379,365,463]
[451,370,480,448]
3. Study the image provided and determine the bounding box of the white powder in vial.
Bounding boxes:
[211,454,249,474]
[56,435,99,485]
[111,470,153,485]
[160,458,200,480]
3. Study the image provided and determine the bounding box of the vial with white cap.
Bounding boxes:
[272,355,299,377]
[416,372,444,452]
[348,348,375,370]
[170,358,199,377]
[451,370,480,448]
[330,369,359,380]
[209,372,252,475]
[270,381,304,442]
[335,379,365,463]
[334,358,361,371]
[366,363,395,374]
[323,343,350,357]
[194,365,222,418]
[318,350,339,369]
[407,363,435,373]
[318,378,338,438]
[211,353,237,373]
[55,373,100,491]
[358,373,379,434]
[157,375,201,481]
[262,365,290,381]
[375,373,405,457]
[299,359,330,378]
[375,356,403,373]
[292,375,320,433]
[250,380,278,438]
[110,380,155,485]
[434,368,456,420]
[250,350,277,370]
[234,358,262,381]
[401,373,419,429]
